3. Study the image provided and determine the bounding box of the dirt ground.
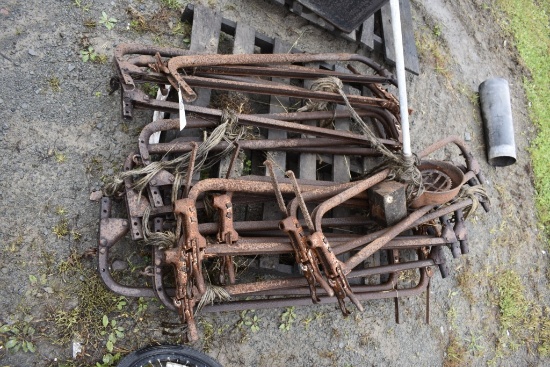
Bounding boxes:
[0,0,548,366]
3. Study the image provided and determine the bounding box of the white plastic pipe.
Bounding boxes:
[389,0,412,157]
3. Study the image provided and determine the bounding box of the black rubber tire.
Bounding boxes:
[117,345,223,367]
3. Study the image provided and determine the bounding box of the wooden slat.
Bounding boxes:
[332,66,353,184]
[178,5,222,180]
[398,0,420,75]
[380,0,420,75]
[298,64,318,181]
[260,38,292,272]
[359,16,375,51]
[189,5,222,53]
[233,23,255,55]
[262,38,290,187]
[217,22,256,180]
[188,5,222,107]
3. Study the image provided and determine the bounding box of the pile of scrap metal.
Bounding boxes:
[99,43,489,341]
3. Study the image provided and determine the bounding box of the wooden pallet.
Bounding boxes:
[269,0,420,75]
[180,3,382,277]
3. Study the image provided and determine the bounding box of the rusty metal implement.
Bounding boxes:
[99,43,490,342]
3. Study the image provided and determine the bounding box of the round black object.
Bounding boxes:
[117,345,223,367]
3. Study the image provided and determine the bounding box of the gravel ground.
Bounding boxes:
[0,0,548,366]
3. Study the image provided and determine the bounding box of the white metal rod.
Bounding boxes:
[389,0,412,157]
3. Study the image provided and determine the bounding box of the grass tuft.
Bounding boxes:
[491,269,546,360]
[444,333,468,367]
[495,0,550,228]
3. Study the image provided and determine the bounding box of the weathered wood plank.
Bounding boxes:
[359,16,375,51]
[188,5,222,107]
[380,0,420,75]
[260,38,293,272]
[217,22,256,180]
[399,0,420,75]
[298,64,318,181]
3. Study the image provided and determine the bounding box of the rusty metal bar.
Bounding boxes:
[166,52,395,100]
[200,267,429,313]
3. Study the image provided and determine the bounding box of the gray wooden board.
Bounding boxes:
[181,5,222,180]
[380,0,420,75]
[217,22,256,180]
[260,38,292,272]
[188,5,222,107]
[298,64,319,181]
[332,65,353,185]
[360,16,375,51]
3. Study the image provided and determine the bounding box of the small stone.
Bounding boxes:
[43,287,54,294]
[72,341,83,359]
[338,342,344,349]
[35,88,41,94]
[21,103,28,109]
[111,260,128,271]
[89,190,103,201]
[96,123,103,130]
[464,132,472,141]
[107,168,114,175]
[139,5,145,10]
[68,64,75,72]
[1,267,8,274]
[28,49,38,56]
[0,98,3,104]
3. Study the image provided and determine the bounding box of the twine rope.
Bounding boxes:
[301,76,424,200]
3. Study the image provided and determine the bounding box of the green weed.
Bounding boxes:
[99,11,117,30]
[142,82,159,98]
[55,151,66,163]
[160,0,181,10]
[53,218,69,238]
[237,310,260,332]
[465,332,485,356]
[279,307,296,332]
[95,352,121,367]
[0,318,37,353]
[100,315,125,352]
[47,77,61,92]
[47,267,128,347]
[127,7,148,32]
[171,21,191,36]
[80,46,97,62]
[243,158,252,174]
